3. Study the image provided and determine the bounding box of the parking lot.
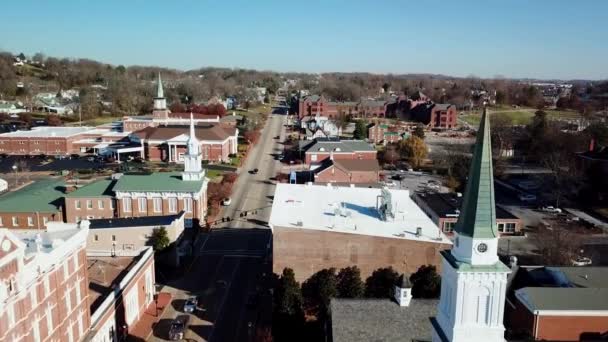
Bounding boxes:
[381,170,449,193]
[0,155,107,173]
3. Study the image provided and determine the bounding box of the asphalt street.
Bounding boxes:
[150,229,272,342]
[217,113,286,229]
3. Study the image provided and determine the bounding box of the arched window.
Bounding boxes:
[476,286,492,325]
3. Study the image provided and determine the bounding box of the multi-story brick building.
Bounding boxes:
[412,192,522,235]
[409,103,458,129]
[299,139,377,166]
[0,178,65,229]
[367,123,411,145]
[0,126,128,156]
[269,183,451,282]
[0,224,89,342]
[298,95,386,120]
[65,117,208,228]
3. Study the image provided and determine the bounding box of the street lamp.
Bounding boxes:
[111,241,116,257]
[12,164,18,186]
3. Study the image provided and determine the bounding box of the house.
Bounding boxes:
[300,116,341,138]
[313,158,380,184]
[412,192,522,235]
[506,265,608,341]
[0,178,66,229]
[299,138,377,166]
[269,183,451,282]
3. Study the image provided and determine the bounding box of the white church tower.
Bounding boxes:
[153,73,169,120]
[181,113,205,181]
[431,107,510,342]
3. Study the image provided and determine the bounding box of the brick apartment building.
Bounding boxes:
[0,225,90,342]
[298,95,387,120]
[0,178,65,229]
[299,139,377,166]
[412,192,522,235]
[269,184,451,282]
[409,103,458,129]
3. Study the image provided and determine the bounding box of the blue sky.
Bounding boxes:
[1,0,607,80]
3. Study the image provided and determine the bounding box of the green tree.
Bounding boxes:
[412,124,425,139]
[273,268,304,341]
[353,120,368,140]
[150,227,170,251]
[410,265,441,299]
[365,267,399,298]
[336,266,364,298]
[302,268,338,316]
[399,136,428,168]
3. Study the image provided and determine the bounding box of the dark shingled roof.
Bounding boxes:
[89,211,184,229]
[415,192,518,220]
[330,298,438,342]
[132,123,236,142]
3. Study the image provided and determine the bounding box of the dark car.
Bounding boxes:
[392,174,404,181]
[70,154,80,159]
[249,168,259,174]
[168,315,190,340]
[274,135,280,139]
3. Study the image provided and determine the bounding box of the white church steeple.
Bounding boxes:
[181,113,205,181]
[431,107,510,342]
[153,72,167,111]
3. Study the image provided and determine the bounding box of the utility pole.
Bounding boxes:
[79,106,82,127]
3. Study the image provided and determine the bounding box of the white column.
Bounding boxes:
[168,144,172,162]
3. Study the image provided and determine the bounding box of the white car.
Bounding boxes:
[384,181,396,187]
[221,198,232,206]
[542,206,562,214]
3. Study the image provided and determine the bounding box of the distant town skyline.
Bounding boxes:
[1,0,607,80]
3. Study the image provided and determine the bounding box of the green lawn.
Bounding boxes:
[460,107,581,126]
[206,169,223,179]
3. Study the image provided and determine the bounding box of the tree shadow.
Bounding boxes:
[152,318,174,340]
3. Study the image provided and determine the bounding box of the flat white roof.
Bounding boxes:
[0,126,95,138]
[269,183,451,244]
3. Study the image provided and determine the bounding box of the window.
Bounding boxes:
[110,200,115,210]
[65,286,71,313]
[497,223,505,232]
[112,235,116,242]
[86,200,92,209]
[63,261,69,280]
[94,234,99,241]
[168,198,177,213]
[12,216,18,226]
[75,200,81,210]
[184,198,192,213]
[123,198,131,212]
[153,198,162,212]
[27,217,34,227]
[505,222,516,233]
[43,274,50,295]
[0,217,3,226]
[73,253,79,270]
[443,221,455,233]
[98,200,104,210]
[45,305,53,334]
[311,154,318,161]
[138,197,147,212]
[75,279,81,303]
[43,217,48,225]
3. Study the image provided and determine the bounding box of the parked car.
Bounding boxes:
[392,174,404,181]
[87,156,95,162]
[70,154,80,159]
[249,168,259,174]
[572,256,592,266]
[222,198,232,206]
[384,181,396,187]
[518,193,537,202]
[183,297,198,313]
[168,315,190,341]
[541,206,562,214]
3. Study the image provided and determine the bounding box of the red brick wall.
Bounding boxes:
[0,136,71,155]
[430,106,458,129]
[535,315,608,341]
[305,151,377,165]
[273,227,449,282]
[315,167,378,184]
[65,197,115,222]
[0,211,63,229]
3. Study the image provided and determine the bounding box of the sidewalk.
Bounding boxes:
[129,292,172,341]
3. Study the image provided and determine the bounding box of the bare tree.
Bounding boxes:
[531,223,582,266]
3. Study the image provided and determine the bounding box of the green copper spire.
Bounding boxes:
[156,72,164,98]
[454,106,498,238]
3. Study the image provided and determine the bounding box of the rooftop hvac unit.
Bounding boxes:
[416,227,422,237]
[296,220,303,227]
